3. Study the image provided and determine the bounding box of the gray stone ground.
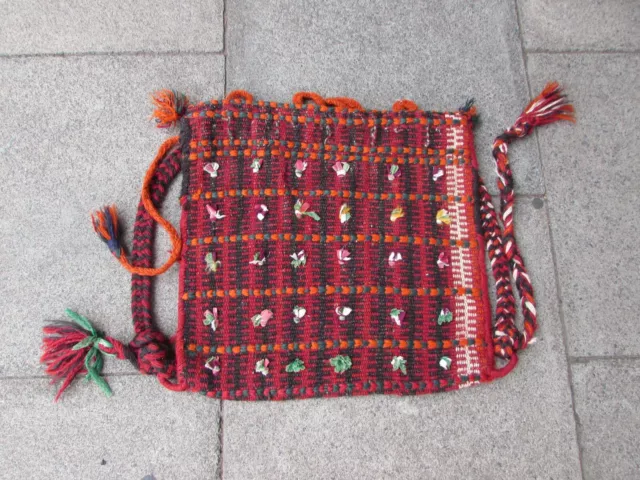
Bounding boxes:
[0,1,638,478]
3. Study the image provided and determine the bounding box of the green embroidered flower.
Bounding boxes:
[285,358,305,373]
[390,308,406,326]
[205,252,221,273]
[439,356,452,370]
[437,308,453,325]
[391,356,407,375]
[390,206,405,222]
[329,355,352,374]
[294,199,321,221]
[290,250,306,268]
[203,308,218,331]
[255,358,270,376]
[251,158,262,173]
[436,209,451,225]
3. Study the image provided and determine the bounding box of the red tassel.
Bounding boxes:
[520,82,575,128]
[150,89,189,128]
[41,309,125,401]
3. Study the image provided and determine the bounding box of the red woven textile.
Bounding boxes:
[175,98,494,400]
[42,85,574,401]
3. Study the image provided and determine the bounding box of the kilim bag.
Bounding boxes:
[41,84,574,401]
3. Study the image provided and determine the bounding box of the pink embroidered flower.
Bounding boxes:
[206,204,225,221]
[255,204,269,221]
[294,160,308,178]
[337,247,351,265]
[294,199,320,221]
[255,358,270,376]
[437,251,449,269]
[251,309,273,328]
[205,356,221,375]
[332,161,350,177]
[203,162,219,178]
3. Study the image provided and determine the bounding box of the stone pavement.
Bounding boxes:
[0,1,637,478]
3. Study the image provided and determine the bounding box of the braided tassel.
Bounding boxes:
[489,82,574,359]
[41,309,127,401]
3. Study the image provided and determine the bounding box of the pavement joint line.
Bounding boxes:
[526,49,640,55]
[0,50,225,59]
[571,355,640,364]
[543,201,586,480]
[514,0,547,199]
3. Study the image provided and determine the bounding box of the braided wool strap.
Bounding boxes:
[128,142,187,390]
[480,82,574,363]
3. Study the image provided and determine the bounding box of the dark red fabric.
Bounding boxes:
[175,100,493,400]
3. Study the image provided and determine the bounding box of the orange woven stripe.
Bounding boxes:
[187,337,486,355]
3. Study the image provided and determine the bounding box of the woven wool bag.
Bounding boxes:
[41,85,574,401]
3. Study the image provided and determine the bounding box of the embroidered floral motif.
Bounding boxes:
[388,252,403,267]
[205,252,221,273]
[335,306,352,321]
[339,204,351,224]
[249,252,266,266]
[290,250,306,269]
[203,308,218,331]
[205,356,221,375]
[294,160,308,178]
[337,247,351,265]
[391,356,407,375]
[432,168,444,181]
[203,162,219,178]
[387,164,401,181]
[251,309,273,328]
[294,199,320,221]
[436,209,451,225]
[332,161,350,177]
[251,158,263,173]
[329,355,352,373]
[292,305,306,324]
[255,204,269,221]
[390,206,405,222]
[437,308,453,325]
[439,356,452,370]
[437,251,449,269]
[255,358,270,376]
[390,308,406,326]
[206,204,225,221]
[285,358,305,373]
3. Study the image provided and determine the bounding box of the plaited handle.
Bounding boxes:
[479,82,574,377]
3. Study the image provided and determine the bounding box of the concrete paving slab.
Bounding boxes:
[226,0,544,194]
[220,198,581,480]
[572,360,640,480]
[0,376,220,480]
[518,0,640,52]
[527,53,640,356]
[0,0,224,55]
[0,54,224,377]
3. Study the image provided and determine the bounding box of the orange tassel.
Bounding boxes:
[150,90,189,128]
